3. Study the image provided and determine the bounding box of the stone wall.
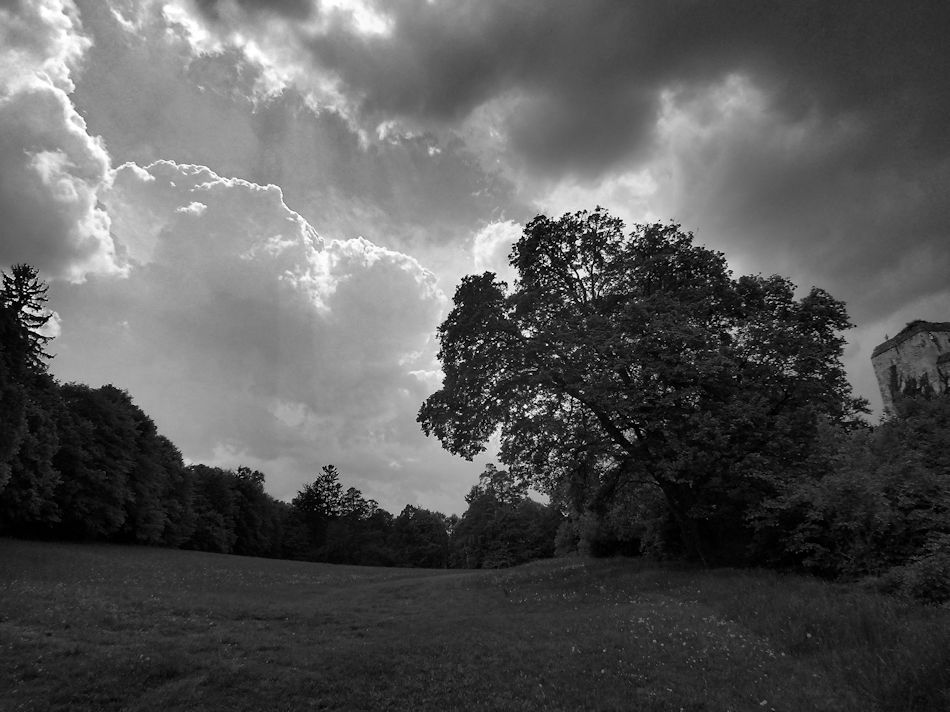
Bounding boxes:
[871,321,950,414]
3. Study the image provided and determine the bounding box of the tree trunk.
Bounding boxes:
[657,480,708,567]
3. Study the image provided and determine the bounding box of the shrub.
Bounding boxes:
[553,518,579,556]
[898,535,950,605]
[751,400,950,579]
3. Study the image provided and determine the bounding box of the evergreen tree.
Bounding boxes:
[0,264,53,375]
[0,265,60,532]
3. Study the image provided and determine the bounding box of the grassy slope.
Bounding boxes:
[1,540,947,711]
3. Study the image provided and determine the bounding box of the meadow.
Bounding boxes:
[1,539,948,711]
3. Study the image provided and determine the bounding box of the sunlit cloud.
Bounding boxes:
[0,0,122,281]
[471,219,520,284]
[51,157,459,509]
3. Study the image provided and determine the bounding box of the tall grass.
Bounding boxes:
[701,568,950,711]
[2,540,947,711]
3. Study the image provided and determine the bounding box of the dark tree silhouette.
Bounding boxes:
[0,265,59,530]
[1,264,54,374]
[0,303,28,493]
[420,209,866,564]
[291,465,346,557]
[391,505,450,568]
[450,464,561,568]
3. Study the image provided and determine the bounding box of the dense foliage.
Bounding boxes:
[752,396,950,601]
[450,464,562,568]
[420,209,868,565]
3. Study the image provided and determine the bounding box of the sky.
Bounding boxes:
[2,0,948,515]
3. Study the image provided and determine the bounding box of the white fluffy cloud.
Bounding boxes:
[49,159,473,510]
[0,0,88,94]
[69,0,526,272]
[0,0,121,281]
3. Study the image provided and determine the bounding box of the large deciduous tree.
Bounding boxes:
[419,209,865,564]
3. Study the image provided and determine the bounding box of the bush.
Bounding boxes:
[574,509,643,558]
[752,401,950,579]
[553,519,579,556]
[898,535,950,605]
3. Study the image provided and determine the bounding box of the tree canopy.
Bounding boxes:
[451,463,562,568]
[419,209,866,564]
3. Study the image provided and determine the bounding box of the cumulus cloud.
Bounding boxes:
[0,0,122,281]
[49,159,470,509]
[70,0,526,263]
[0,0,88,94]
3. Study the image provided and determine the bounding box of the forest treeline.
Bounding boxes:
[3,207,950,605]
[0,264,561,569]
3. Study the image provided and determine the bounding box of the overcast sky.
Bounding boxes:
[2,0,948,514]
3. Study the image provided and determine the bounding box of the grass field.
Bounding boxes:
[1,539,948,711]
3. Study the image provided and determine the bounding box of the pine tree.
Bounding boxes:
[1,264,54,375]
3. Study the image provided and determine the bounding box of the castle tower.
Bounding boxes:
[871,320,950,414]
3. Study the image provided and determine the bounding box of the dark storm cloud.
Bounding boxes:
[280,0,950,176]
[669,114,950,323]
[190,0,947,411]
[192,0,313,21]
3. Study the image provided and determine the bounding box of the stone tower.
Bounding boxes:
[871,320,950,414]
